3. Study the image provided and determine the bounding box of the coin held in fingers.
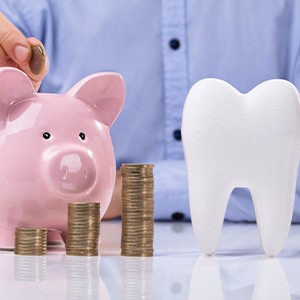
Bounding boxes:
[29,45,45,75]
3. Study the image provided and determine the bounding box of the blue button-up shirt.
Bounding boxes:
[2,0,300,221]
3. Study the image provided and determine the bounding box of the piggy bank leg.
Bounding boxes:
[47,227,67,245]
[60,231,68,245]
[0,227,16,249]
[47,228,64,245]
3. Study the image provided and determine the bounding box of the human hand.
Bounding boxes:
[0,13,49,91]
[103,169,122,219]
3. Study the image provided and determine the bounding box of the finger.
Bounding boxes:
[0,46,8,65]
[0,46,18,67]
[0,13,31,64]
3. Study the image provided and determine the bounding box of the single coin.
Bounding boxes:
[29,45,45,75]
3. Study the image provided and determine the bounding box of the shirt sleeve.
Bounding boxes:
[153,160,190,220]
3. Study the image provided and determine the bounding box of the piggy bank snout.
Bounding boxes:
[48,150,97,194]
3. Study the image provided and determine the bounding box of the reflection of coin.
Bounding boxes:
[14,228,47,256]
[14,255,46,281]
[121,164,154,257]
[66,202,100,256]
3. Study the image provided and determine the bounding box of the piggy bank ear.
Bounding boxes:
[68,72,125,127]
[0,67,36,126]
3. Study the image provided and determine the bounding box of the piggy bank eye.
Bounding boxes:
[79,132,86,140]
[43,132,51,139]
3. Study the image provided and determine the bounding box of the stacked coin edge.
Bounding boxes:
[121,163,154,257]
[14,227,47,256]
[66,202,100,256]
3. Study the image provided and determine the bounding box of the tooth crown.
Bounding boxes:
[182,78,300,256]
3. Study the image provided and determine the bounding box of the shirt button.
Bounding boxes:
[173,129,182,141]
[169,38,180,50]
[172,212,185,220]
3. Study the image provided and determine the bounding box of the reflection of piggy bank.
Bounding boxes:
[0,67,125,248]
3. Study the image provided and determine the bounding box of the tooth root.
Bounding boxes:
[188,169,232,255]
[251,170,296,256]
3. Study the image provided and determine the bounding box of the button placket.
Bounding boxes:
[161,0,189,159]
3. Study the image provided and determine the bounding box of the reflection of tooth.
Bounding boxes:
[252,258,290,300]
[189,256,224,300]
[182,79,300,256]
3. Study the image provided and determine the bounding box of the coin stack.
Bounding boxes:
[66,202,100,256]
[121,164,154,257]
[14,228,47,256]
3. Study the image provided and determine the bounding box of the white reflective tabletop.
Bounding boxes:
[0,221,299,299]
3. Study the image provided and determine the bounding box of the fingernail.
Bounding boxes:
[29,45,45,75]
[14,45,30,62]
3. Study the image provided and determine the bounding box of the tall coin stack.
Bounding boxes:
[66,202,100,256]
[121,164,154,257]
[14,228,47,256]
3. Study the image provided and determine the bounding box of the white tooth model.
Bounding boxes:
[182,79,300,256]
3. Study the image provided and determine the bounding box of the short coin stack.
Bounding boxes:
[14,228,47,256]
[121,164,154,257]
[66,202,100,256]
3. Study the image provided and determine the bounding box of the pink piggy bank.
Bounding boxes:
[0,67,125,248]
